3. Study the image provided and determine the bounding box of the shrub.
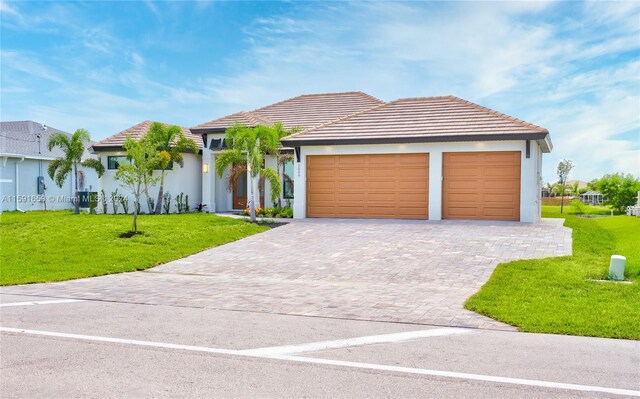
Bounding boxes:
[176,192,184,214]
[162,192,171,214]
[111,189,120,214]
[570,199,586,215]
[196,203,207,212]
[101,189,108,214]
[185,194,189,213]
[147,197,155,214]
[119,196,129,214]
[279,207,293,218]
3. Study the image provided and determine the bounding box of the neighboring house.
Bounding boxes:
[580,190,603,205]
[0,121,99,212]
[192,92,551,222]
[91,121,203,213]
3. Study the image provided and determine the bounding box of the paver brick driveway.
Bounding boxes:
[3,218,571,330]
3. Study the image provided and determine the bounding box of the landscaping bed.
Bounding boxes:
[0,211,268,285]
[465,205,640,340]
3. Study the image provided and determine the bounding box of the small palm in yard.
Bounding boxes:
[215,123,282,222]
[148,122,198,214]
[115,136,159,234]
[48,128,105,214]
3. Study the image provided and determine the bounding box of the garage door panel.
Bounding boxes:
[307,154,428,219]
[443,151,520,221]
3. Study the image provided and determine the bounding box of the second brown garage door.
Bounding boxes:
[443,151,521,221]
[307,154,429,219]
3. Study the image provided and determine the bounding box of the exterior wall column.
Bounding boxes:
[519,142,540,223]
[202,147,213,212]
[428,150,443,220]
[210,153,217,212]
[293,149,306,219]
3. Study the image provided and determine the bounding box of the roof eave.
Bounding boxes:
[281,132,550,147]
[92,145,203,155]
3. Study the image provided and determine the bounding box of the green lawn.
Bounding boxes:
[465,206,640,340]
[0,211,268,286]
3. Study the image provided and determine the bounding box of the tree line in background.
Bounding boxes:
[548,158,640,214]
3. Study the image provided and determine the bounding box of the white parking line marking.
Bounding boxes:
[1,326,639,397]
[240,327,473,356]
[0,299,84,307]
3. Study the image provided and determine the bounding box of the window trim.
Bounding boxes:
[282,160,294,199]
[107,155,129,170]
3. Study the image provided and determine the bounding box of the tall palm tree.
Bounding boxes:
[48,129,105,214]
[215,123,281,222]
[147,122,198,214]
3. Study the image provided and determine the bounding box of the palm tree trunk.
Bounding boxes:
[154,171,165,214]
[247,161,256,222]
[73,162,79,214]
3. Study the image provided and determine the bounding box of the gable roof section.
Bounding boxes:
[281,96,551,151]
[92,120,203,151]
[1,121,95,160]
[191,91,384,133]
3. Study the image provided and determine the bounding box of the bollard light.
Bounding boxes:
[608,255,626,281]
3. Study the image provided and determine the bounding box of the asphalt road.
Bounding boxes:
[1,293,639,398]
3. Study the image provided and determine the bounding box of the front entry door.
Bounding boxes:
[232,171,247,209]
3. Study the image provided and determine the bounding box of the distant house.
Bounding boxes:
[0,121,99,212]
[580,190,603,205]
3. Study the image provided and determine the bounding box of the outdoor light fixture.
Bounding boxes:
[203,163,209,173]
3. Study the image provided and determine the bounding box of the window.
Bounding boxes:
[107,156,130,170]
[283,160,294,199]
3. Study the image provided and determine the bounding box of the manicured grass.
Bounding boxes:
[465,206,640,340]
[542,204,612,217]
[0,211,268,286]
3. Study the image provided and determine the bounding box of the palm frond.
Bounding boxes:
[54,160,72,188]
[47,158,67,184]
[81,158,105,177]
[214,149,244,177]
[260,166,281,204]
[47,133,71,152]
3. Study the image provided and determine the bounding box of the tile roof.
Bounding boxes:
[0,121,94,159]
[191,91,384,132]
[92,120,203,151]
[281,96,549,145]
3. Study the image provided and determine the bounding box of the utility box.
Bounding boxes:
[37,176,45,194]
[608,255,626,281]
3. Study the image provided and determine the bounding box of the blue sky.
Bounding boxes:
[1,1,638,182]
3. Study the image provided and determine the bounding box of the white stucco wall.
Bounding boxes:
[98,151,202,214]
[1,157,99,212]
[293,140,544,223]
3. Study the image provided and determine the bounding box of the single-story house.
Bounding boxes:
[0,121,99,212]
[91,121,203,213]
[94,92,551,221]
[192,92,551,222]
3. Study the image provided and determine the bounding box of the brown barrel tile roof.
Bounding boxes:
[281,96,549,145]
[92,120,203,151]
[191,91,384,132]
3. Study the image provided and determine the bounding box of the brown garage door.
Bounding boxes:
[307,154,429,219]
[443,151,521,221]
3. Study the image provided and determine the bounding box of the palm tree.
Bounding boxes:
[215,123,282,222]
[544,182,555,197]
[570,181,580,197]
[48,129,105,214]
[147,122,198,214]
[270,122,300,207]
